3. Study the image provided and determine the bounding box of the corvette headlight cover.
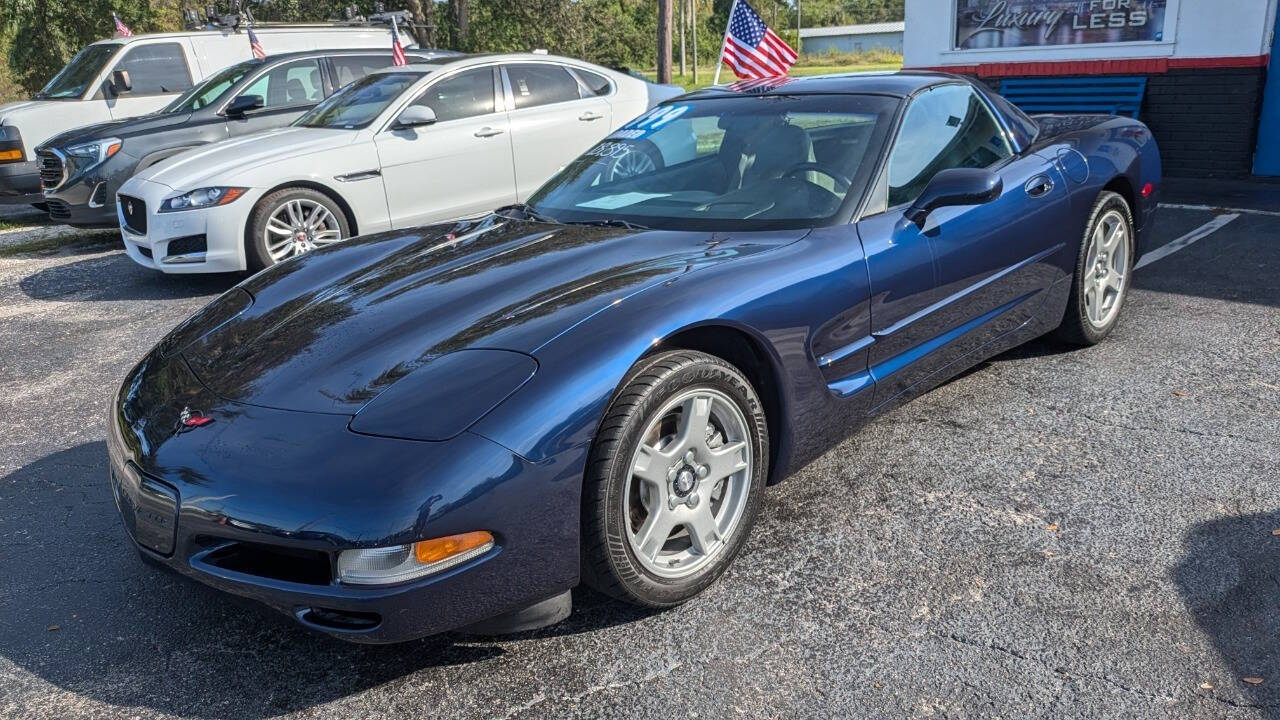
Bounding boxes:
[337,531,495,585]
[349,349,537,441]
[65,137,122,167]
[160,186,247,213]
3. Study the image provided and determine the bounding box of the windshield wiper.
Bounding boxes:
[565,219,650,231]
[494,203,560,224]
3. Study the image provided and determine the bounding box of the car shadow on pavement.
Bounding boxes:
[0,442,648,717]
[1173,510,1280,717]
[18,252,241,303]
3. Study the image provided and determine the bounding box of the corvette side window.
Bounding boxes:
[887,85,1012,207]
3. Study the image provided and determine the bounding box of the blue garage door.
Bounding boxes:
[1254,9,1280,175]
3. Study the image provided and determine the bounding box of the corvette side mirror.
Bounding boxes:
[392,105,437,130]
[905,168,1003,225]
[225,94,264,117]
[110,69,133,95]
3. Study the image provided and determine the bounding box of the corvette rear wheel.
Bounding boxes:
[1054,190,1134,345]
[582,350,768,607]
[245,187,351,271]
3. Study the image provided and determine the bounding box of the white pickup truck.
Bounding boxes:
[0,24,413,206]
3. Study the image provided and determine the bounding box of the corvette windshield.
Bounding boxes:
[295,71,425,129]
[162,60,258,113]
[527,94,896,231]
[37,44,121,100]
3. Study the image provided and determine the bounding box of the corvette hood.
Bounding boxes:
[43,111,193,149]
[181,217,805,415]
[135,127,354,189]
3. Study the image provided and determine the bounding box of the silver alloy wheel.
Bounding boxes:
[1083,208,1130,328]
[263,198,345,263]
[609,148,656,181]
[624,388,752,579]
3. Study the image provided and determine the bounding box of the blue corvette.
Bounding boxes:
[108,72,1160,642]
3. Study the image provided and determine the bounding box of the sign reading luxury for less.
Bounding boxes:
[955,0,1168,49]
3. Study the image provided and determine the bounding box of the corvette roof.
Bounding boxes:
[683,71,964,100]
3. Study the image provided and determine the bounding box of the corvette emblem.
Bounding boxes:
[178,407,213,430]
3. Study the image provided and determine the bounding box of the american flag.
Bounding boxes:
[390,17,407,67]
[247,27,266,59]
[112,12,133,37]
[720,0,797,80]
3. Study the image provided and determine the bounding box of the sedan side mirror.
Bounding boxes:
[905,168,1003,225]
[225,94,264,118]
[392,105,437,130]
[110,69,133,95]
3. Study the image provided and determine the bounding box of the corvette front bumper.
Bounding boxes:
[108,351,583,643]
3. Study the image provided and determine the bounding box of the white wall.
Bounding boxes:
[905,0,1278,68]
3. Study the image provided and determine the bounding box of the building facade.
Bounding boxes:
[904,0,1280,177]
[799,21,905,55]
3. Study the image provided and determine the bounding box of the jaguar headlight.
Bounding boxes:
[160,186,247,213]
[336,531,495,585]
[65,137,122,168]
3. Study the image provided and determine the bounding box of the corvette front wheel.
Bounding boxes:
[581,350,768,607]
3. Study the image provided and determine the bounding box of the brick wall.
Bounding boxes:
[1141,68,1266,177]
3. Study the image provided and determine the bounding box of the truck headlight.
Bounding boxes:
[65,137,122,169]
[336,531,495,586]
[160,186,247,212]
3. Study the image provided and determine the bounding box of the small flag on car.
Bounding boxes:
[716,0,797,82]
[248,27,266,60]
[390,17,407,67]
[112,12,133,37]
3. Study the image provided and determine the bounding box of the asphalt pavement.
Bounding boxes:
[0,190,1276,719]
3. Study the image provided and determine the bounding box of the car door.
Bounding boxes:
[104,41,195,120]
[375,66,517,228]
[502,62,614,199]
[860,83,1072,407]
[224,58,327,137]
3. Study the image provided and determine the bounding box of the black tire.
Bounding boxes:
[1053,190,1135,346]
[244,187,351,272]
[581,350,769,607]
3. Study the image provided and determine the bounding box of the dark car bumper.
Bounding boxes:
[41,152,138,227]
[108,351,582,643]
[0,160,42,204]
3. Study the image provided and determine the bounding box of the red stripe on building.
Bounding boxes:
[912,54,1269,78]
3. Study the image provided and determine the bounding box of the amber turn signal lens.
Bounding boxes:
[414,531,494,564]
[0,149,22,162]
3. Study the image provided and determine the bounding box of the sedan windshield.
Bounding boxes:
[37,44,121,100]
[527,94,896,231]
[295,71,425,129]
[162,60,259,113]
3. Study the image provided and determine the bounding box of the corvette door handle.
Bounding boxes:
[474,127,505,138]
[1025,175,1055,198]
[579,111,605,121]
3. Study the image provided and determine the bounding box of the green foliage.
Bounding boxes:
[0,0,904,102]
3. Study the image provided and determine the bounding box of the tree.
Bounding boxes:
[657,0,673,83]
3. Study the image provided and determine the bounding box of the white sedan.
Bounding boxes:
[115,53,684,273]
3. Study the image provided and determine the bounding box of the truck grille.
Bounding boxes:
[118,194,147,235]
[37,149,66,190]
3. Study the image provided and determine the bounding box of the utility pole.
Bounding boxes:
[691,0,698,85]
[796,0,802,54]
[658,0,674,84]
[679,0,686,77]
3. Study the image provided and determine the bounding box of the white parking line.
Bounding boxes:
[1159,202,1280,218]
[1134,213,1240,270]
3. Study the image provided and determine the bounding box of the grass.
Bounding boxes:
[0,230,118,257]
[645,50,903,91]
